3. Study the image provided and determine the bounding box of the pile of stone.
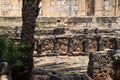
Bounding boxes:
[87,49,120,80]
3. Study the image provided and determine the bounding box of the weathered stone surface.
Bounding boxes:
[53,27,65,35]
[87,52,113,79]
[0,62,12,80]
[0,62,10,75]
[96,17,117,23]
[67,17,92,23]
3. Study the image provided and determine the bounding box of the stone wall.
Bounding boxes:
[0,0,119,17]
[0,0,119,28]
[0,0,22,17]
[42,0,119,17]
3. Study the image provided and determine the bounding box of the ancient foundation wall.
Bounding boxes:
[0,17,119,29]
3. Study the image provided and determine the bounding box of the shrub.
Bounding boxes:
[0,34,24,69]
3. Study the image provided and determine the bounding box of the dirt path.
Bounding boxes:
[33,55,89,80]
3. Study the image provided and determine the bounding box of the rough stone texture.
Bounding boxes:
[96,17,117,23]
[0,26,21,37]
[0,62,12,80]
[0,0,22,17]
[53,27,65,35]
[35,33,120,55]
[0,0,118,17]
[87,52,113,80]
[0,0,119,28]
[88,49,120,80]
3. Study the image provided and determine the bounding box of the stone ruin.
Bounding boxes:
[0,25,119,80]
[33,26,120,80]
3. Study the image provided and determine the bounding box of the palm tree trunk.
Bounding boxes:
[18,0,40,80]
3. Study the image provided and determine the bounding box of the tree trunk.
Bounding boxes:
[16,0,40,80]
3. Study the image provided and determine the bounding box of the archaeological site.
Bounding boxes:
[0,0,120,80]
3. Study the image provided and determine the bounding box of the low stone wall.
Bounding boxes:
[34,32,120,56]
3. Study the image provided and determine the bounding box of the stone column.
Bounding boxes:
[42,0,51,17]
[82,38,89,53]
[84,28,89,34]
[67,37,73,54]
[37,40,42,54]
[94,28,99,34]
[53,38,58,53]
[88,52,112,79]
[79,0,86,16]
[82,28,89,53]
[114,38,120,50]
[94,0,103,16]
[97,36,104,51]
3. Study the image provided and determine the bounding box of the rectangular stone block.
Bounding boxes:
[11,0,19,5]
[12,4,19,10]
[1,5,8,11]
[9,10,18,16]
[8,5,12,10]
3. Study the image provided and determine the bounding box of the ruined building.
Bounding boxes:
[0,0,119,27]
[0,0,120,80]
[0,0,119,17]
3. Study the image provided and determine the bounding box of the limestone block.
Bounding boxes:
[11,0,19,5]
[0,1,2,4]
[0,0,10,5]
[0,74,12,80]
[0,6,1,10]
[61,13,67,17]
[1,5,8,11]
[104,0,112,11]
[95,11,102,16]
[74,6,78,11]
[9,10,18,16]
[0,10,2,15]
[7,5,11,10]
[12,4,19,10]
